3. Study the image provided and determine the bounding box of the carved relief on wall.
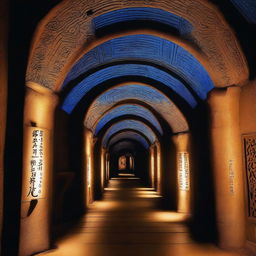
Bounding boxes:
[243,134,256,218]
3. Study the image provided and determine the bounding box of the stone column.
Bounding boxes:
[149,145,155,189]
[155,142,162,195]
[84,128,93,206]
[105,152,110,182]
[19,84,58,256]
[172,132,191,214]
[101,148,107,191]
[208,86,245,249]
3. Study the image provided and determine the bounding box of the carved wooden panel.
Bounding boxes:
[243,134,256,218]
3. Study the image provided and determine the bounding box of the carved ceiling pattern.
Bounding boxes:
[102,119,156,147]
[85,84,188,133]
[108,131,150,149]
[62,35,213,100]
[94,104,163,136]
[62,63,197,114]
[26,0,248,90]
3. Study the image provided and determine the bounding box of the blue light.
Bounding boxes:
[93,7,193,35]
[108,131,150,149]
[230,0,256,24]
[95,104,163,135]
[62,35,214,103]
[84,84,189,133]
[102,119,156,147]
[62,64,196,113]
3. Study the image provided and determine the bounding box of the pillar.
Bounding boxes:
[155,142,162,195]
[101,148,107,191]
[105,152,110,183]
[19,84,58,256]
[208,86,245,249]
[0,0,8,246]
[149,145,155,189]
[84,128,94,206]
[172,132,191,214]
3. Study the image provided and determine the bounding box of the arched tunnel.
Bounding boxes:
[1,1,256,256]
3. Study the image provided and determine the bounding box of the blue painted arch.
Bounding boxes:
[85,84,188,133]
[102,120,156,147]
[62,34,214,101]
[93,7,193,35]
[108,131,150,149]
[94,104,163,136]
[62,63,197,114]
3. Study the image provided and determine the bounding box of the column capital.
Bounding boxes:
[172,131,190,137]
[208,85,241,106]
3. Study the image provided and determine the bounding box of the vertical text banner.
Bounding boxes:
[22,127,49,201]
[178,152,190,191]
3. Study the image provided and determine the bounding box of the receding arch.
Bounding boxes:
[102,119,157,148]
[93,7,193,35]
[84,83,189,134]
[108,132,150,149]
[62,63,197,114]
[94,104,163,136]
[62,34,213,100]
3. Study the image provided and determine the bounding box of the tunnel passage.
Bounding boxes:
[9,1,253,256]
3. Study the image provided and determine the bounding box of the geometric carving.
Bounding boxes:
[62,35,213,100]
[243,134,256,217]
[26,1,248,91]
[102,119,157,147]
[84,83,189,134]
[94,104,163,136]
[62,63,197,113]
[108,131,150,149]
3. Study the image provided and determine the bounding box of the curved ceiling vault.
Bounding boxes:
[61,34,214,100]
[62,63,197,114]
[102,120,157,148]
[24,0,249,154]
[26,1,248,91]
[109,132,150,149]
[84,83,189,134]
[94,104,163,136]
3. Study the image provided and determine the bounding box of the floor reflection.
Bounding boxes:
[40,177,246,256]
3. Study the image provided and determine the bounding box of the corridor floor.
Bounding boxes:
[41,177,247,256]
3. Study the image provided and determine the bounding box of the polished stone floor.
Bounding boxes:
[40,177,248,256]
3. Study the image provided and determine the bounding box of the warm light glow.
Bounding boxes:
[129,156,134,170]
[111,177,140,180]
[88,200,120,210]
[150,148,155,188]
[118,155,127,170]
[101,150,105,190]
[118,173,135,176]
[156,143,161,194]
[150,211,189,222]
[87,155,91,187]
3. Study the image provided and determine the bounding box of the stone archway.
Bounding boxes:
[19,1,250,255]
